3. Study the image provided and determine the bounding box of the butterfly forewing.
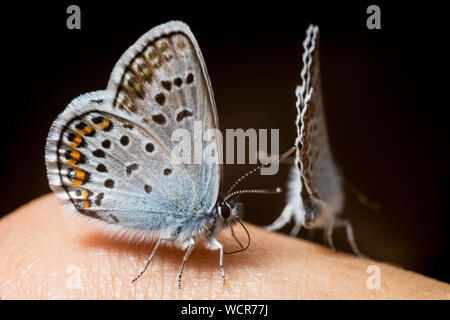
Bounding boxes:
[106,21,222,213]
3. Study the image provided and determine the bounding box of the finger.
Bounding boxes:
[0,194,448,299]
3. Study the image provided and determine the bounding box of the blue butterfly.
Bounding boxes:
[45,21,292,288]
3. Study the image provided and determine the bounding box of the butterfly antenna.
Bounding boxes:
[225,146,296,196]
[224,220,251,254]
[224,188,282,202]
[344,179,381,211]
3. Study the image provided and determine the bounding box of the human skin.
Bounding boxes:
[0,194,448,299]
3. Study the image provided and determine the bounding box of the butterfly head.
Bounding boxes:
[211,147,297,251]
[204,197,244,247]
[212,196,250,255]
[216,198,242,226]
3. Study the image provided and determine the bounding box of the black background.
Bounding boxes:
[1,1,448,283]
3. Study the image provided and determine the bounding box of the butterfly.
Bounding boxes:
[45,21,291,288]
[265,25,364,256]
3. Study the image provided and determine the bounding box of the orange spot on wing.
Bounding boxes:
[73,179,82,187]
[68,150,80,165]
[77,126,93,136]
[72,169,85,187]
[97,118,110,131]
[71,135,83,148]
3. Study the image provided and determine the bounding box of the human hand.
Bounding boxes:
[0,194,448,299]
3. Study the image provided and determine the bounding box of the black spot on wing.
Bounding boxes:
[96,163,108,172]
[155,93,166,106]
[186,73,194,84]
[95,192,104,206]
[102,139,111,149]
[120,135,129,146]
[174,77,183,87]
[152,114,166,125]
[161,81,172,91]
[104,179,114,188]
[92,116,104,124]
[93,149,105,158]
[126,163,139,176]
[75,122,87,130]
[145,143,154,153]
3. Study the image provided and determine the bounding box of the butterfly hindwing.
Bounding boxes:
[294,25,344,225]
[46,91,200,231]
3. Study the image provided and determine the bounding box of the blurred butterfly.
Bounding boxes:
[265,25,364,256]
[45,21,292,288]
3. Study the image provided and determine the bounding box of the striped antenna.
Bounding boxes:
[225,146,296,196]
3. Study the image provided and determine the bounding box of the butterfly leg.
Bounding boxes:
[325,218,337,252]
[265,203,294,232]
[334,218,367,258]
[208,237,226,285]
[290,214,304,237]
[132,236,175,284]
[177,238,195,289]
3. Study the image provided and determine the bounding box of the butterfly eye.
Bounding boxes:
[219,203,231,220]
